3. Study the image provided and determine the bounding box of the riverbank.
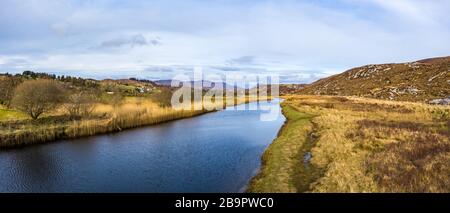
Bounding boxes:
[0,96,264,149]
[247,103,320,192]
[249,95,450,192]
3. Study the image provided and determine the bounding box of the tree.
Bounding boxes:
[11,79,66,119]
[0,76,22,107]
[64,91,97,120]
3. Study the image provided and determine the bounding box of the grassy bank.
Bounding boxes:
[0,96,264,149]
[247,104,320,192]
[249,95,450,192]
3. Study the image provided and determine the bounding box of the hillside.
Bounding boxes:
[299,56,450,102]
[280,84,307,95]
[0,71,178,108]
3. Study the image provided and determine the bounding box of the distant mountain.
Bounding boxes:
[154,80,176,87]
[298,56,450,102]
[154,80,242,90]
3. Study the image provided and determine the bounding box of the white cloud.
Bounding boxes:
[0,0,449,82]
[367,0,448,25]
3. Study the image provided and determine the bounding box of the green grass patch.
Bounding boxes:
[247,103,317,192]
[0,108,28,121]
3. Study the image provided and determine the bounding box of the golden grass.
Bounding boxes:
[251,95,449,192]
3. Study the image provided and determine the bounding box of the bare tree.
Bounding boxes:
[64,91,97,120]
[11,79,66,119]
[109,92,123,108]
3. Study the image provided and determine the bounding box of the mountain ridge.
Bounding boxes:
[298,56,450,102]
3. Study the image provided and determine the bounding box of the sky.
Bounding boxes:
[0,0,449,83]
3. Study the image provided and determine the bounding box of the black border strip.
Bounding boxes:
[0,193,448,211]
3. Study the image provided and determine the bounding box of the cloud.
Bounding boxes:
[144,66,175,73]
[278,72,328,84]
[0,0,449,83]
[226,56,256,65]
[364,0,448,25]
[96,34,160,49]
[210,66,241,72]
[0,56,32,72]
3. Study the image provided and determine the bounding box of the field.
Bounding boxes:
[249,95,450,193]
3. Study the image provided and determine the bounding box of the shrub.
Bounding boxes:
[64,91,97,120]
[11,79,66,119]
[0,76,22,107]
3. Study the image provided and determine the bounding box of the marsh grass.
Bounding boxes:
[0,96,265,148]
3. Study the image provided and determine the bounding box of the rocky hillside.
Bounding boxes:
[299,56,450,102]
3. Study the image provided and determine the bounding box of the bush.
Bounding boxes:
[11,79,66,119]
[64,91,97,120]
[150,88,173,107]
[0,76,22,107]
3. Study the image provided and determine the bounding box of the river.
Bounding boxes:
[0,99,285,192]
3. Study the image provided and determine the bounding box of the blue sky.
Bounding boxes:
[0,0,449,83]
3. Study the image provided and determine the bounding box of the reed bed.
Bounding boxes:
[0,95,267,148]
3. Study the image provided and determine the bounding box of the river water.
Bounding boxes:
[0,99,285,192]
